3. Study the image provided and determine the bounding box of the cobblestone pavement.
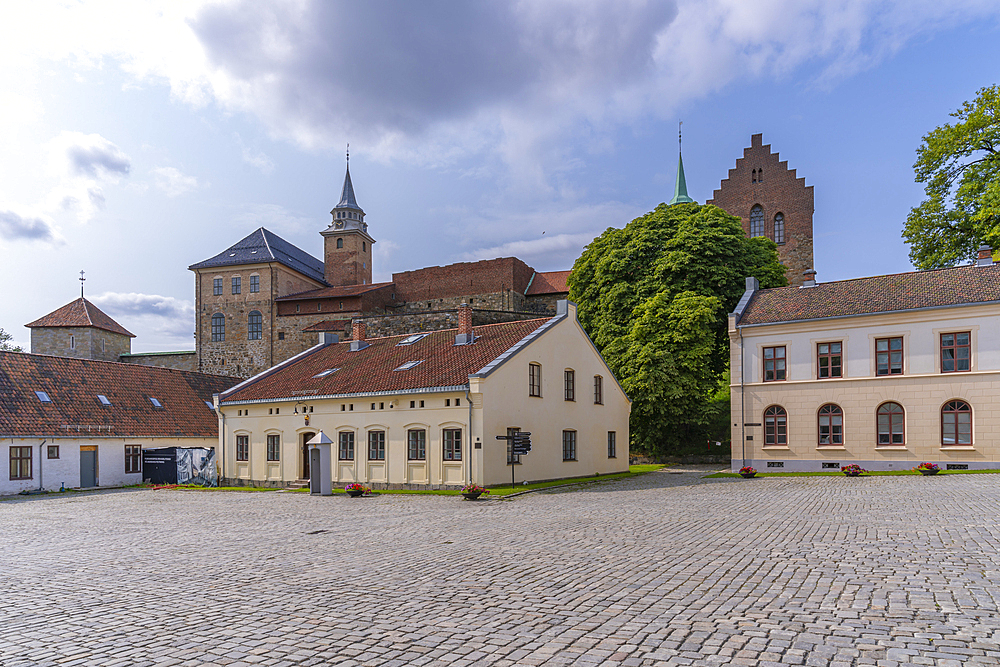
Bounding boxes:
[3,469,1000,666]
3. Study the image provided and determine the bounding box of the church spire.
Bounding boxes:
[668,122,695,205]
[335,144,362,211]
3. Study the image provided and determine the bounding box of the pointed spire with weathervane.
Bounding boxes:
[331,143,365,225]
[321,144,376,286]
[668,121,695,205]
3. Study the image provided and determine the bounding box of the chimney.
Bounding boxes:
[350,320,369,351]
[802,269,817,288]
[977,245,993,267]
[454,303,475,345]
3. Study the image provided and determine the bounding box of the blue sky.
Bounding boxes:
[1,1,999,352]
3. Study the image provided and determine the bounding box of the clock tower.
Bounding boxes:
[321,154,375,286]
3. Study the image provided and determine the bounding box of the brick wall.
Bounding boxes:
[30,327,131,362]
[707,134,815,286]
[120,352,197,372]
[322,230,373,286]
[392,257,535,303]
[359,308,546,339]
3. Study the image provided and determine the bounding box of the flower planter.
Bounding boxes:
[461,491,484,500]
[919,468,939,475]
[843,471,862,477]
[346,488,365,497]
[739,472,756,478]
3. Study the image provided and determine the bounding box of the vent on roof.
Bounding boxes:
[35,391,51,403]
[97,395,111,406]
[397,333,429,346]
[394,360,424,371]
[313,368,340,378]
[229,253,236,257]
[149,397,163,408]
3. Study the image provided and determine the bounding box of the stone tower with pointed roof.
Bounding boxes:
[321,158,376,286]
[26,298,135,362]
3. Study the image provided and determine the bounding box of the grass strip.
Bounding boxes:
[705,469,1000,478]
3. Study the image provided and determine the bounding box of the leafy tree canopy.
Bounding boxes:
[568,202,786,455]
[903,84,1000,268]
[0,327,23,352]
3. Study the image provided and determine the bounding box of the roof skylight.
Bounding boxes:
[149,397,163,408]
[397,333,430,346]
[35,391,51,403]
[97,394,111,406]
[394,360,424,371]
[313,368,340,378]
[205,400,215,410]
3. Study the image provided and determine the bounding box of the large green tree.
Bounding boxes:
[0,328,23,352]
[569,202,785,455]
[903,84,1000,268]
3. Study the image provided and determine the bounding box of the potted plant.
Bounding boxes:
[461,484,490,500]
[739,466,757,478]
[345,483,370,497]
[915,462,940,476]
[841,464,866,477]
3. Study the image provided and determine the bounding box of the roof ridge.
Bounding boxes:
[259,227,275,259]
[755,262,995,293]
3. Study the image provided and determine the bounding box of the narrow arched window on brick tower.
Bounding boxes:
[749,205,765,237]
[774,212,785,245]
[336,238,343,249]
[758,168,763,182]
[751,169,757,184]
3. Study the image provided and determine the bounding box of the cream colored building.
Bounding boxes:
[217,301,630,488]
[729,254,1000,472]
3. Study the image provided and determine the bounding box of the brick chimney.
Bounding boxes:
[802,269,817,288]
[977,245,993,267]
[350,319,369,351]
[455,303,475,345]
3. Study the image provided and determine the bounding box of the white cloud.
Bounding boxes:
[235,134,275,174]
[89,291,195,349]
[45,131,132,223]
[152,166,200,197]
[231,203,315,236]
[0,208,59,243]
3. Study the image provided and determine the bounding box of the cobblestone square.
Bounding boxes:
[3,469,1000,666]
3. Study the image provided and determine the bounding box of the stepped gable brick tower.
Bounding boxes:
[321,153,375,286]
[26,298,134,362]
[707,133,814,286]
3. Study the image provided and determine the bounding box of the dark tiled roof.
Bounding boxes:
[0,352,236,437]
[526,270,571,296]
[25,298,135,337]
[334,165,362,211]
[221,318,551,403]
[188,227,326,284]
[740,264,1000,325]
[277,282,394,301]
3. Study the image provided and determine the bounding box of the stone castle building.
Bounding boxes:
[189,164,570,378]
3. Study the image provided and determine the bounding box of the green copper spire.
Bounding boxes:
[669,121,695,205]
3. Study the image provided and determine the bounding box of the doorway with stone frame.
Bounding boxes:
[301,432,315,480]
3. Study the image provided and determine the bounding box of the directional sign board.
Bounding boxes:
[511,432,531,455]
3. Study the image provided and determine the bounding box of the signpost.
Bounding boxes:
[496,432,531,489]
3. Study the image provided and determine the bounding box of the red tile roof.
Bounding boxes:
[526,270,571,296]
[301,319,351,332]
[740,264,1000,325]
[25,298,135,337]
[222,317,551,403]
[0,352,236,437]
[277,282,394,301]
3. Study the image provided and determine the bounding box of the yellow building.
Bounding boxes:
[729,251,1000,472]
[217,301,630,488]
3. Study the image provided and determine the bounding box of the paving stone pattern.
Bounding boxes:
[3,469,1000,666]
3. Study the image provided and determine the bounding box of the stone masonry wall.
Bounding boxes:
[31,327,131,362]
[392,257,535,303]
[360,308,547,339]
[120,352,197,372]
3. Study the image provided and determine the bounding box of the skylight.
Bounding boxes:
[97,395,111,406]
[397,333,430,346]
[313,368,340,378]
[204,400,215,410]
[35,391,51,403]
[149,397,163,408]
[394,360,424,371]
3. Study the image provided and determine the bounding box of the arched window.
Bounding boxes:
[764,405,787,445]
[757,168,763,182]
[818,404,843,446]
[749,205,765,237]
[942,400,972,446]
[877,402,905,446]
[752,169,757,183]
[247,311,262,340]
[773,212,785,245]
[336,238,344,249]
[211,313,225,342]
[362,241,366,252]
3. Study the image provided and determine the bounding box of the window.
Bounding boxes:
[213,278,223,296]
[368,431,385,460]
[394,360,423,371]
[443,429,462,461]
[749,205,764,237]
[338,432,355,461]
[149,397,163,408]
[562,430,577,461]
[876,337,903,375]
[313,368,339,378]
[942,400,972,446]
[407,429,426,460]
[593,376,603,404]
[362,242,366,252]
[773,213,785,244]
[9,446,31,480]
[507,427,521,465]
[232,276,241,294]
[70,335,75,350]
[249,275,259,293]
[752,169,757,184]
[757,168,763,182]
[818,404,843,446]
[266,434,280,461]
[817,342,842,379]
[236,435,249,462]
[248,311,262,340]
[529,363,541,397]
[336,238,343,249]
[877,402,905,446]
[211,314,225,342]
[35,391,51,403]
[47,445,59,459]
[564,370,575,401]
[764,406,787,446]
[941,332,970,373]
[97,394,111,406]
[763,346,786,381]
[125,445,141,474]
[278,332,284,340]
[607,431,616,458]
[445,399,451,406]
[397,333,429,346]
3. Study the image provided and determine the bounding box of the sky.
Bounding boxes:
[1,0,999,353]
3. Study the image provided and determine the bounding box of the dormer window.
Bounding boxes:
[97,394,111,406]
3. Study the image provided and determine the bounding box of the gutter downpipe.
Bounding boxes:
[465,386,473,486]
[739,326,746,471]
[214,394,225,486]
[39,439,47,492]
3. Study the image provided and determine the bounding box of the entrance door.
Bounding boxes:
[80,446,98,487]
[301,432,315,479]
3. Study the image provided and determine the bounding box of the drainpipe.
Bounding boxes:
[38,439,47,492]
[465,387,473,486]
[214,395,225,485]
[739,326,746,470]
